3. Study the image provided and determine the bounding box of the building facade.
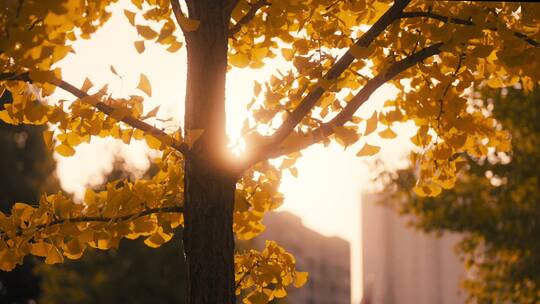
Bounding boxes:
[361,193,465,304]
[255,211,351,304]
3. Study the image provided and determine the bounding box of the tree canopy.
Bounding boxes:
[0,0,539,303]
[380,85,540,303]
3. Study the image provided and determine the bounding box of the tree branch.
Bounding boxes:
[251,43,443,162]
[400,11,540,48]
[254,0,411,157]
[0,72,190,156]
[229,0,270,37]
[38,205,183,229]
[0,205,184,239]
[170,0,188,36]
[9,205,184,238]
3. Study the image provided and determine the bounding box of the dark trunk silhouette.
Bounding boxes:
[182,1,237,303]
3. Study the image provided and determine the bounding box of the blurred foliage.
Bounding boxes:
[381,85,540,303]
[36,159,188,304]
[0,90,59,303]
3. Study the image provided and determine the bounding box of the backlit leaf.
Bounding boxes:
[134,40,145,53]
[136,25,158,40]
[364,111,378,136]
[45,245,64,265]
[136,74,152,97]
[81,77,93,93]
[293,272,308,288]
[55,144,76,157]
[124,10,136,26]
[356,142,380,156]
[378,127,397,139]
[43,130,54,149]
[230,52,250,68]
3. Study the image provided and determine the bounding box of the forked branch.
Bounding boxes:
[250,43,443,162]
[258,0,412,153]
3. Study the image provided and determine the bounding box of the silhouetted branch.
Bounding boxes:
[259,0,411,152]
[252,43,443,161]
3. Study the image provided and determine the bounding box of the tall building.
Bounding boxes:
[255,211,351,304]
[361,193,465,304]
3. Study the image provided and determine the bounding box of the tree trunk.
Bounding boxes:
[182,1,236,303]
[183,165,236,304]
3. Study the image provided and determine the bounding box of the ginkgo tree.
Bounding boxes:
[0,0,539,303]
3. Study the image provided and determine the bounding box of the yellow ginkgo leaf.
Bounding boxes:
[280,158,296,169]
[30,242,52,258]
[55,143,76,157]
[289,167,298,177]
[356,142,380,156]
[166,41,182,53]
[45,245,64,265]
[63,238,85,260]
[145,134,163,150]
[229,52,250,68]
[144,228,173,248]
[42,130,54,149]
[81,77,93,93]
[293,271,309,288]
[134,40,145,53]
[124,10,136,26]
[364,111,378,136]
[378,127,397,139]
[136,25,158,40]
[143,105,160,119]
[281,48,294,61]
[251,47,268,61]
[0,110,14,124]
[136,73,152,97]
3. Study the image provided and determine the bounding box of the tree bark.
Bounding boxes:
[182,1,237,303]
[183,164,236,304]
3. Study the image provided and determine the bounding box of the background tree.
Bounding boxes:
[0,1,539,303]
[380,86,540,303]
[0,90,58,303]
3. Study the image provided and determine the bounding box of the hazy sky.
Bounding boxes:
[51,2,417,302]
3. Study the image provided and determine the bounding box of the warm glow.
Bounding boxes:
[52,2,417,303]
